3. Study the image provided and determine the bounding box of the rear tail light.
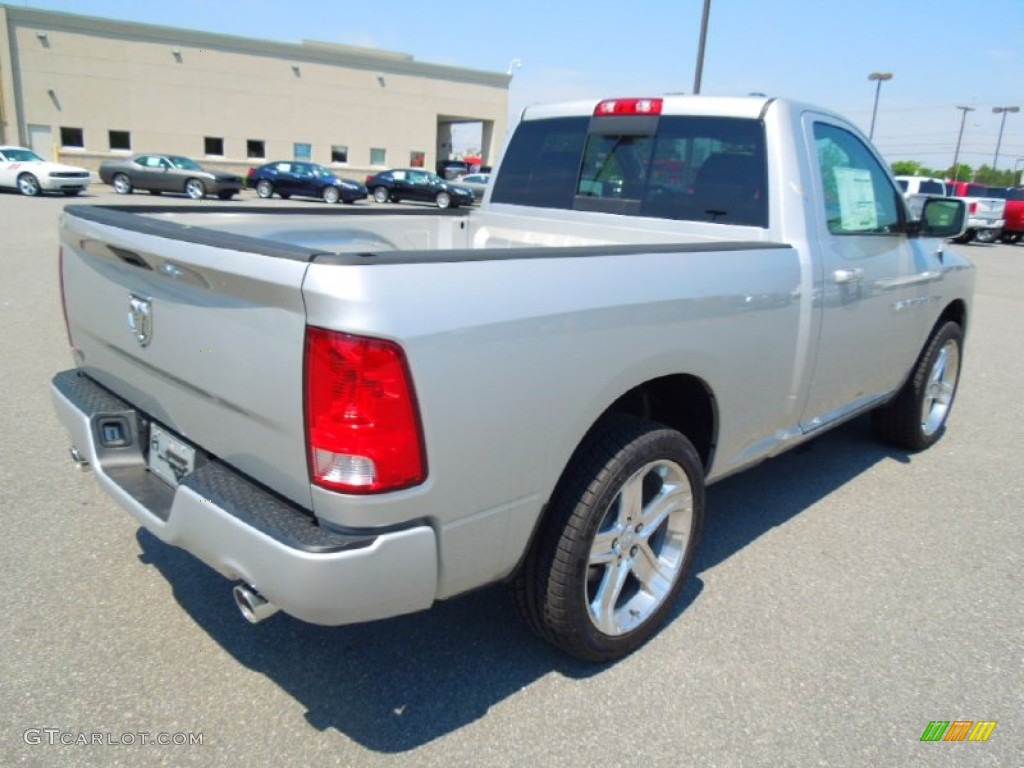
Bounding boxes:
[304,327,426,494]
[969,202,977,214]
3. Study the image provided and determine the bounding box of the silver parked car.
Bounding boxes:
[453,172,490,202]
[99,154,243,199]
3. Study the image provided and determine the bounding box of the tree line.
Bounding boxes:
[890,161,1020,187]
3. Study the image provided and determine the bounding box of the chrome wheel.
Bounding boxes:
[586,459,694,636]
[512,415,704,660]
[872,320,963,451]
[185,178,205,199]
[373,186,390,203]
[435,191,451,209]
[920,339,959,437]
[255,180,274,199]
[112,173,133,194]
[323,186,341,204]
[17,174,41,196]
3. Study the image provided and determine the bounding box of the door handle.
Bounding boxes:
[833,268,864,284]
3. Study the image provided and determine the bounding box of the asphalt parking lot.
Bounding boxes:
[1,186,1021,767]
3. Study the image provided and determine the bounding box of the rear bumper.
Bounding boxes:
[966,216,1004,231]
[50,369,438,625]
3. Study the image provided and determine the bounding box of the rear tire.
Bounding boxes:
[112,174,133,194]
[255,180,274,199]
[512,415,704,661]
[373,186,390,203]
[974,229,997,244]
[871,321,963,451]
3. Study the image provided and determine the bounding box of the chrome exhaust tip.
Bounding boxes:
[69,446,90,470]
[232,584,279,624]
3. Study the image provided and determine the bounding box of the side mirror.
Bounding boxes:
[912,197,967,239]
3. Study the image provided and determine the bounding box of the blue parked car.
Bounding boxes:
[247,161,367,204]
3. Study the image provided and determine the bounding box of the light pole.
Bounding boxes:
[506,58,522,77]
[867,72,893,140]
[692,0,711,94]
[952,105,974,182]
[992,106,1020,171]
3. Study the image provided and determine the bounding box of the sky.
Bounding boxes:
[14,0,1024,173]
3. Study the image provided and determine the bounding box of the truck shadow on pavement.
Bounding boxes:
[135,413,909,753]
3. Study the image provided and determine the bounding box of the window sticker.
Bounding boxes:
[833,167,877,231]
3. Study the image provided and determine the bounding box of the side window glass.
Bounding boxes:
[814,122,902,235]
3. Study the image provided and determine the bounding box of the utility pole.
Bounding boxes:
[992,106,1020,171]
[867,72,893,140]
[951,106,974,181]
[692,0,711,94]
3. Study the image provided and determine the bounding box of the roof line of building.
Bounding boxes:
[1,4,511,87]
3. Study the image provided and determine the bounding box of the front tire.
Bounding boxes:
[112,173,133,195]
[184,178,205,200]
[372,186,390,203]
[513,415,704,661]
[17,173,42,196]
[872,321,963,451]
[322,186,341,204]
[435,191,451,209]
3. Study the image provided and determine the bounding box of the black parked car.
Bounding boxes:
[247,161,367,204]
[366,169,474,208]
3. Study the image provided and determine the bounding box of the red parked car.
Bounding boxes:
[1000,188,1024,244]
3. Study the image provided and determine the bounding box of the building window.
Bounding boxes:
[294,142,311,161]
[370,147,386,166]
[410,151,425,168]
[331,145,348,163]
[60,127,84,148]
[108,130,131,151]
[204,136,224,156]
[246,139,265,159]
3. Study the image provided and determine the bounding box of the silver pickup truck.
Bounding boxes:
[51,95,972,661]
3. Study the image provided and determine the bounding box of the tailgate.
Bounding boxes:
[60,208,314,508]
[973,198,1005,218]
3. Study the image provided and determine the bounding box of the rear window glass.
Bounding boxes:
[918,180,944,195]
[492,115,768,227]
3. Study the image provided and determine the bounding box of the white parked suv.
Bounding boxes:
[0,146,92,197]
[895,176,947,218]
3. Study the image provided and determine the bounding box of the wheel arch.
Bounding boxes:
[936,298,968,337]
[600,373,718,474]
[510,372,718,581]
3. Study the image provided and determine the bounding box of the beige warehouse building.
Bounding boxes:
[0,4,509,179]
